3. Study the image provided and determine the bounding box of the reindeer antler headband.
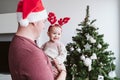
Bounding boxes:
[47,12,70,27]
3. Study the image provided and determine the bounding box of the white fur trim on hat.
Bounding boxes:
[17,10,47,27]
[19,19,29,27]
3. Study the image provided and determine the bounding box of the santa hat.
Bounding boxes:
[17,0,47,27]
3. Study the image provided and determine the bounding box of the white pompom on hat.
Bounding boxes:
[17,0,47,27]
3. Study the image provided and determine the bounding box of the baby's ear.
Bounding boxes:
[47,32,50,36]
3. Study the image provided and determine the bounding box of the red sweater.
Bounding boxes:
[9,35,54,80]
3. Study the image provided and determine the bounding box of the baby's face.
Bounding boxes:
[48,26,62,42]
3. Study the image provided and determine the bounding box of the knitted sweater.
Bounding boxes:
[42,41,67,64]
[9,35,54,80]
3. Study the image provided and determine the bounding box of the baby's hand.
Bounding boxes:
[53,59,63,71]
[53,58,59,65]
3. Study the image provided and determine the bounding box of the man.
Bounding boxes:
[8,0,54,80]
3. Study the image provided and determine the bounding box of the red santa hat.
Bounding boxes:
[17,0,47,27]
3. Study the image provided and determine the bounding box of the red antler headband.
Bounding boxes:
[47,12,70,27]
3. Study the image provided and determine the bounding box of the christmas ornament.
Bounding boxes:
[70,47,74,51]
[83,58,92,71]
[84,43,91,50]
[97,44,102,48]
[86,34,91,40]
[86,34,96,43]
[108,71,116,78]
[81,54,98,71]
[77,48,81,52]
[80,55,85,61]
[90,53,97,59]
[113,61,116,65]
[89,37,96,43]
[85,78,89,80]
[98,75,104,80]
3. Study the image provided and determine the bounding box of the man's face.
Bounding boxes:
[35,19,46,33]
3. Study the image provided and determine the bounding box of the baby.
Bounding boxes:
[41,12,70,80]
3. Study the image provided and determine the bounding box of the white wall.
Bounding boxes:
[0,13,17,34]
[0,0,119,78]
[42,0,120,77]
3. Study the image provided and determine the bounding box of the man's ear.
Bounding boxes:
[32,22,37,26]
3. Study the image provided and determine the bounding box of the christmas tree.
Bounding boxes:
[65,6,119,80]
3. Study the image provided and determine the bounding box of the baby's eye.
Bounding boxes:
[53,32,57,34]
[58,33,61,35]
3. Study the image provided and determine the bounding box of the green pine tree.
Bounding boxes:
[65,5,119,80]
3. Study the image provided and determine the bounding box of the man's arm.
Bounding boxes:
[20,50,54,80]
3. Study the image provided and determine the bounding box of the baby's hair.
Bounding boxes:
[48,24,61,32]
